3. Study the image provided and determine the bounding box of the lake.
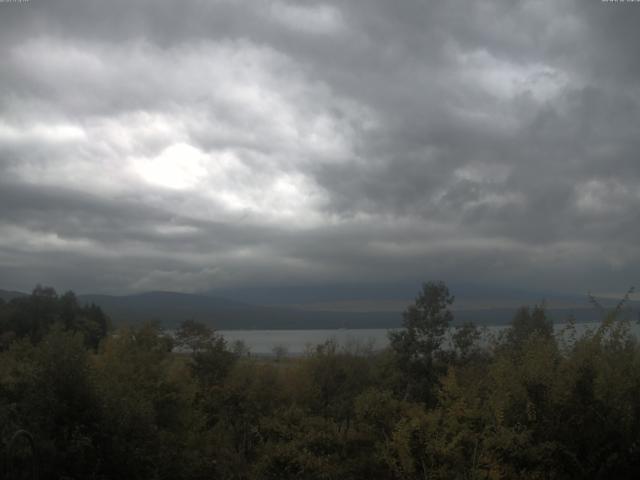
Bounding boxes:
[219,321,640,355]
[219,328,391,355]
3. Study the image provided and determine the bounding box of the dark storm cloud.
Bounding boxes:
[1,0,640,295]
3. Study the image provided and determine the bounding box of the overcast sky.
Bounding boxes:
[1,0,639,296]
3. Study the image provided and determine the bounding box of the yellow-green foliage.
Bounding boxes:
[3,288,640,479]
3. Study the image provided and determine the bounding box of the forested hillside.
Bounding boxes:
[2,283,640,479]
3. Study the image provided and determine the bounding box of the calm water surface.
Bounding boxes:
[219,322,640,355]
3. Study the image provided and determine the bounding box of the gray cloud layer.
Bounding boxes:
[1,0,639,295]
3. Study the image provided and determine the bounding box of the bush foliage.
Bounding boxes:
[1,283,640,479]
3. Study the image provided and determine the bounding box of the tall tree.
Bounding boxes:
[389,281,454,403]
[175,319,215,354]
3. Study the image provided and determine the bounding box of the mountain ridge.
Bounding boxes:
[2,286,636,329]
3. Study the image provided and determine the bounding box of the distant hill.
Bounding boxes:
[77,290,636,329]
[204,282,592,308]
[77,291,402,329]
[0,289,28,302]
[203,282,638,327]
[2,286,637,329]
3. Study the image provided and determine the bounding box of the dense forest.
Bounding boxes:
[1,282,640,479]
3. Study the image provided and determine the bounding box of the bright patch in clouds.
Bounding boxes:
[270,2,345,35]
[2,0,639,294]
[457,49,569,102]
[0,121,86,145]
[134,143,208,190]
[4,36,365,226]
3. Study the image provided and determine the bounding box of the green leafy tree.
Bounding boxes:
[93,321,197,479]
[451,321,482,363]
[0,287,109,350]
[389,281,454,402]
[0,327,102,479]
[191,336,237,388]
[505,304,553,350]
[175,318,215,353]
